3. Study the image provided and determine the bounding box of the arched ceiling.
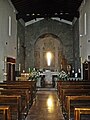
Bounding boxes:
[11,0,83,22]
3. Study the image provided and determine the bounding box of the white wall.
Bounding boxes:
[0,0,17,81]
[79,0,90,62]
[79,0,90,79]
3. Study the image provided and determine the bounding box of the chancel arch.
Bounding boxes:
[34,33,67,71]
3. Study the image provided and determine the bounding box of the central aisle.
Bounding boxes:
[25,89,65,120]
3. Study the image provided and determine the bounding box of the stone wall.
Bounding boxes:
[25,18,74,71]
[16,20,25,72]
[73,19,80,73]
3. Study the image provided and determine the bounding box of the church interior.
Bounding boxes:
[0,0,90,120]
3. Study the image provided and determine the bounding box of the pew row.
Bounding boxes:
[74,107,90,120]
[57,80,90,99]
[61,89,90,105]
[0,80,37,119]
[0,80,36,103]
[0,95,21,120]
[0,88,31,118]
[65,96,90,120]
[60,89,90,119]
[0,106,11,120]
[57,80,90,120]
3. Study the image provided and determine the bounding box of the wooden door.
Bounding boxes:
[6,57,16,81]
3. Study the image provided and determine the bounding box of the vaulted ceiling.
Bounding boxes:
[11,0,83,22]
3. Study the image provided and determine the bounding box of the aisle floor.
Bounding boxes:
[25,89,65,120]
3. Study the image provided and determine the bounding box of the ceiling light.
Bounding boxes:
[55,13,58,15]
[37,13,40,16]
[65,13,69,15]
[60,12,63,15]
[32,13,35,16]
[26,13,30,16]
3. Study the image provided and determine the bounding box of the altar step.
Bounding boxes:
[37,87,57,91]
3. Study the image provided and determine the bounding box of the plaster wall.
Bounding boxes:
[0,0,17,81]
[79,0,90,62]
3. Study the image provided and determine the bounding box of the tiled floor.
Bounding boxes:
[25,89,65,120]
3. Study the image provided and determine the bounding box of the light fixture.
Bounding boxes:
[32,13,35,16]
[26,13,30,16]
[55,13,58,15]
[65,12,69,15]
[60,12,63,15]
[37,13,40,16]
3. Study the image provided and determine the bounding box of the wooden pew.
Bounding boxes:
[57,80,90,93]
[0,88,31,118]
[57,80,90,104]
[57,80,90,120]
[74,107,90,120]
[60,88,90,119]
[0,81,36,116]
[0,85,33,102]
[61,88,90,104]
[2,80,37,101]
[0,81,36,104]
[57,80,90,98]
[0,106,11,120]
[0,81,37,118]
[0,95,21,120]
[65,96,90,120]
[57,84,90,104]
[57,80,90,86]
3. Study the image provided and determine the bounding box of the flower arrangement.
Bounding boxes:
[57,70,68,80]
[28,68,40,80]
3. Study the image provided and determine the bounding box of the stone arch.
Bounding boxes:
[34,33,67,71]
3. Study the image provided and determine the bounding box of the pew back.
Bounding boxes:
[0,95,21,120]
[66,96,90,120]
[0,106,11,120]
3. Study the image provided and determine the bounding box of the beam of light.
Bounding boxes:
[47,96,54,113]
[46,52,52,66]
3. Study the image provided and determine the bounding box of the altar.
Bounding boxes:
[37,70,59,88]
